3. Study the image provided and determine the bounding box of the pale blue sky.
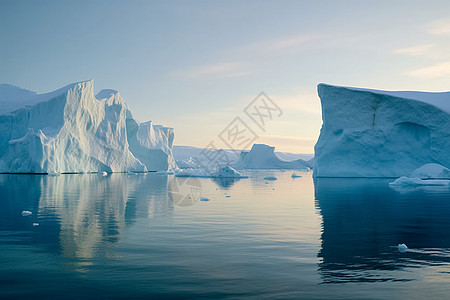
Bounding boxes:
[1,0,450,153]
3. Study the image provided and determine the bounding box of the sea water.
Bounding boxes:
[1,171,450,299]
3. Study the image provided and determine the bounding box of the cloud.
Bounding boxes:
[272,92,321,115]
[170,62,250,80]
[425,18,450,35]
[408,62,450,79]
[394,44,434,56]
[261,34,322,52]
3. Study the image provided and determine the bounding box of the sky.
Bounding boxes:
[1,0,450,154]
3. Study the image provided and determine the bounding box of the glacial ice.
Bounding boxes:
[389,176,450,186]
[0,81,175,173]
[314,84,450,177]
[232,144,311,170]
[175,165,247,178]
[398,243,408,253]
[21,210,32,216]
[410,163,450,179]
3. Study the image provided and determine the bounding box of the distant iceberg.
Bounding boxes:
[0,81,175,173]
[314,84,450,177]
[175,165,247,179]
[232,144,311,170]
[410,163,450,179]
[389,176,450,186]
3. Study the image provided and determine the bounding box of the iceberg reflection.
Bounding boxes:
[314,177,450,283]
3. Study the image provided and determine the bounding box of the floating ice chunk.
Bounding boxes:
[200,197,210,202]
[21,211,32,216]
[291,173,302,178]
[175,165,248,178]
[212,165,246,178]
[264,176,277,180]
[410,163,450,179]
[101,171,108,176]
[32,223,39,227]
[389,176,450,186]
[398,243,408,253]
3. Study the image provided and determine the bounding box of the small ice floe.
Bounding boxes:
[398,243,408,253]
[264,176,277,181]
[389,176,450,186]
[291,173,302,178]
[32,223,39,227]
[200,197,210,202]
[101,171,108,176]
[21,211,32,216]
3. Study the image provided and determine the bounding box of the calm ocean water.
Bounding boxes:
[1,171,450,299]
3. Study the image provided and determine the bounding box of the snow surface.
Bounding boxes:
[232,144,311,170]
[410,163,450,179]
[314,84,450,177]
[0,80,175,173]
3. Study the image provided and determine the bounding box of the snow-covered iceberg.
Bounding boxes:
[314,84,450,177]
[0,80,175,173]
[232,144,311,170]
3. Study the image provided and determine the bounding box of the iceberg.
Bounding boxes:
[175,165,247,179]
[410,163,450,179]
[389,176,450,186]
[232,144,311,170]
[0,80,175,173]
[314,84,450,177]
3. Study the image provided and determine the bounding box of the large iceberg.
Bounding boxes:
[314,84,450,177]
[0,80,175,173]
[232,144,311,170]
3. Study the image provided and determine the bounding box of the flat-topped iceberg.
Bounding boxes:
[0,80,175,173]
[314,84,450,177]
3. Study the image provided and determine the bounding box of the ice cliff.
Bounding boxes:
[232,144,311,170]
[0,80,175,173]
[314,84,450,177]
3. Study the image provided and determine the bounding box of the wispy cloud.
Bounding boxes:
[170,62,250,80]
[394,44,434,56]
[261,34,321,52]
[239,34,323,54]
[425,18,450,35]
[408,62,450,79]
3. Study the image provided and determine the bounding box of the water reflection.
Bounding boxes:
[0,174,174,262]
[314,177,450,283]
[211,177,241,188]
